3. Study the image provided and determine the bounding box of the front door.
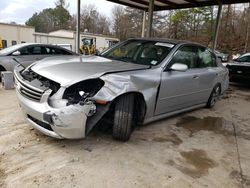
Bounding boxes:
[11,45,47,69]
[155,45,201,115]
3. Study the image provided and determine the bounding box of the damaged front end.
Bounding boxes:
[14,65,105,139]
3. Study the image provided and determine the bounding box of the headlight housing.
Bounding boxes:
[63,78,104,105]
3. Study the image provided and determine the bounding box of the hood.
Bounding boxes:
[31,55,149,87]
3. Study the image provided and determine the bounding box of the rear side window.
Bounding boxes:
[198,47,217,67]
[169,45,199,69]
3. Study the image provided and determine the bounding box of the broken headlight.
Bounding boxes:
[63,78,104,105]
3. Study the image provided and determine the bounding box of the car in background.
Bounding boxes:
[55,44,73,51]
[226,53,250,83]
[14,38,229,141]
[215,50,229,62]
[0,43,76,81]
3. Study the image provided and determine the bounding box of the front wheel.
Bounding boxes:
[206,85,221,108]
[112,94,135,141]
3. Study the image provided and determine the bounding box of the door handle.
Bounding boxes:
[193,75,199,79]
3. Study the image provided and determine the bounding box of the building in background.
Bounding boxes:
[0,23,119,52]
[0,23,35,48]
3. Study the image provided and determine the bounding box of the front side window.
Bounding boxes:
[169,45,198,69]
[19,47,29,55]
[101,40,174,66]
[197,47,217,67]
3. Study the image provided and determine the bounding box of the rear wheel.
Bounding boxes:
[206,84,221,108]
[112,94,135,141]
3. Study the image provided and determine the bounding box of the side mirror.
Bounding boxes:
[170,63,188,72]
[12,51,21,56]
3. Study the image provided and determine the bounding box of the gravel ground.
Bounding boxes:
[0,84,250,188]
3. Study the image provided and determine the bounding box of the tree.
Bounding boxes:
[26,0,72,32]
[78,4,110,35]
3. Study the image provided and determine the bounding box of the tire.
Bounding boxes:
[206,84,221,108]
[112,94,135,141]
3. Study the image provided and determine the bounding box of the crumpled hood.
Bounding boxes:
[31,55,149,87]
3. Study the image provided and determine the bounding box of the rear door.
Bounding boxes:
[155,45,202,115]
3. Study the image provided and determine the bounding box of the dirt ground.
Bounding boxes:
[0,84,250,188]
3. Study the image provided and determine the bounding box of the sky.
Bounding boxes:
[0,0,116,24]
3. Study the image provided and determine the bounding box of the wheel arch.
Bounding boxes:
[0,65,6,71]
[112,91,147,125]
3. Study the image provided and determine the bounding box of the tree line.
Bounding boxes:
[25,0,250,54]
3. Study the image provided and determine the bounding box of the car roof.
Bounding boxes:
[241,53,250,57]
[128,38,206,47]
[5,43,66,49]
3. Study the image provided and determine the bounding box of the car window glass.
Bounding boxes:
[103,40,174,66]
[247,56,250,62]
[169,46,198,69]
[31,46,42,55]
[237,55,250,62]
[108,41,139,59]
[198,47,216,67]
[19,47,30,55]
[45,47,71,55]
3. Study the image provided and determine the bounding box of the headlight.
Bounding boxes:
[63,78,104,105]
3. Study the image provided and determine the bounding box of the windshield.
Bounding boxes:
[101,40,175,66]
[0,44,27,55]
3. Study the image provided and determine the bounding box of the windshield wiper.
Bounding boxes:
[13,58,25,69]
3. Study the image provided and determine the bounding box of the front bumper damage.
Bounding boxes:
[14,67,96,139]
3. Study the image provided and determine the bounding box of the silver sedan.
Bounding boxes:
[14,38,229,141]
[0,43,76,81]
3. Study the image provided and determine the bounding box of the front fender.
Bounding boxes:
[92,68,162,120]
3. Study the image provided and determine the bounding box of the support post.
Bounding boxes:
[212,2,222,51]
[244,4,250,53]
[76,0,81,53]
[147,0,154,38]
[141,10,146,37]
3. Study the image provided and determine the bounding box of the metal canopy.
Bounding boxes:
[107,0,250,11]
[76,0,249,53]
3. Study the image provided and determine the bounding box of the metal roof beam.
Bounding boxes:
[107,0,250,11]
[183,0,198,6]
[156,0,178,8]
[107,0,147,10]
